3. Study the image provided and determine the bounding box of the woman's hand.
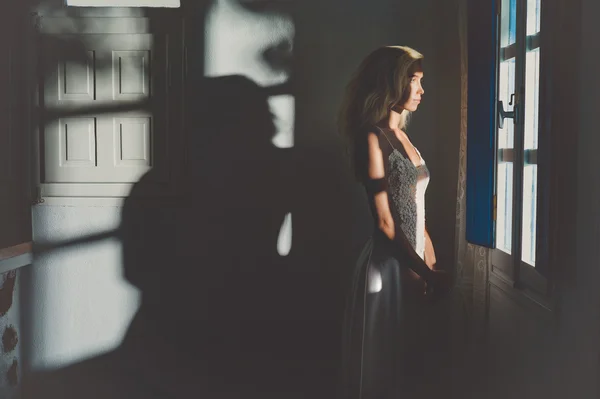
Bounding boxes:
[424,228,436,270]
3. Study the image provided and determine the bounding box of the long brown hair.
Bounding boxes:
[338,45,424,179]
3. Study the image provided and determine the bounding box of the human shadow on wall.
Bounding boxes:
[121,74,304,394]
[23,74,343,398]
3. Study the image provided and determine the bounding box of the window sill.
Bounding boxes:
[489,268,555,316]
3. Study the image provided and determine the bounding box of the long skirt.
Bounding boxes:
[340,234,434,399]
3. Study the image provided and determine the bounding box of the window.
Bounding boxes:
[66,0,180,7]
[467,0,547,295]
[493,0,546,293]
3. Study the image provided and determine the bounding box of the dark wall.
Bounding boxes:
[292,0,462,271]
[178,1,463,390]
[18,0,464,397]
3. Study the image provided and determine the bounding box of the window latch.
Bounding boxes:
[498,95,517,129]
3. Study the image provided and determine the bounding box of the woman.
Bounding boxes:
[339,46,450,398]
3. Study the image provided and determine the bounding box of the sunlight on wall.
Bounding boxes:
[205,0,296,254]
[277,213,293,256]
[269,95,295,148]
[30,207,140,370]
[205,0,295,149]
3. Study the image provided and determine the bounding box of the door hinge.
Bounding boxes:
[493,194,497,221]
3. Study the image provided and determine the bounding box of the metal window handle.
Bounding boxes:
[498,99,517,129]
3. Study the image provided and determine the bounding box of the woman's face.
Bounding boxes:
[402,71,425,112]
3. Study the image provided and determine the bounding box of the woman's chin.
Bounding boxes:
[402,103,420,112]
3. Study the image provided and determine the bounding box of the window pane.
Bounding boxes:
[497,162,514,253]
[526,0,541,36]
[521,47,540,265]
[500,0,518,47]
[496,58,515,254]
[522,164,537,264]
[498,59,515,149]
[524,49,540,151]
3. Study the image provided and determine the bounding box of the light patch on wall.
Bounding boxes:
[269,95,295,148]
[65,0,179,7]
[205,0,295,148]
[29,208,140,370]
[204,0,294,86]
[277,213,292,256]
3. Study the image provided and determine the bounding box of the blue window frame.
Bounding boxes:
[467,0,548,294]
[466,0,498,248]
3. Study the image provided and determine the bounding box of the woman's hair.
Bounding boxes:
[338,45,424,179]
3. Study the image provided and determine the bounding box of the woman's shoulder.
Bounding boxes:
[362,126,387,149]
[366,124,385,133]
[363,125,388,140]
[363,127,397,161]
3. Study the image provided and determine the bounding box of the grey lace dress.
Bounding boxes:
[341,126,431,399]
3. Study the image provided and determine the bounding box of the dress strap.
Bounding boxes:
[373,126,397,151]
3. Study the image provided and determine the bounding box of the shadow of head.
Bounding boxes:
[189,74,277,151]
[119,75,292,352]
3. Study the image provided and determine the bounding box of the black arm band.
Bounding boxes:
[364,178,388,194]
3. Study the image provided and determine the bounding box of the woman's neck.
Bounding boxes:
[387,109,405,130]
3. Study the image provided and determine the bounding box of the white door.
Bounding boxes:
[37,12,183,199]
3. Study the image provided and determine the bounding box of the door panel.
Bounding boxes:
[37,15,183,198]
[41,32,169,186]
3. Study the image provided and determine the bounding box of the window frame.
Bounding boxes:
[467,0,553,302]
[491,0,550,298]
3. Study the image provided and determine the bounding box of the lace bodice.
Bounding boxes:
[386,147,430,258]
[366,126,430,259]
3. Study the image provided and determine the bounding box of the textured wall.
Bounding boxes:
[29,206,140,370]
